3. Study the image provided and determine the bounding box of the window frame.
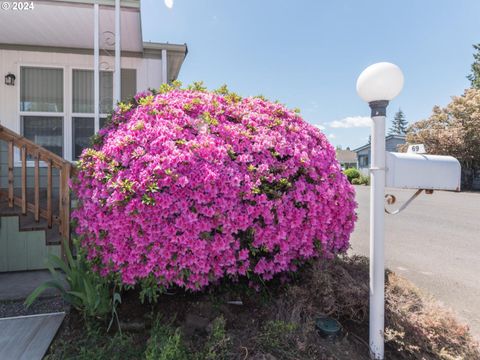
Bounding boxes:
[71,66,113,119]
[17,64,67,166]
[358,154,369,168]
[71,67,113,160]
[16,64,137,164]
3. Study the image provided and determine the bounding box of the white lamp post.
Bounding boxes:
[356,62,404,360]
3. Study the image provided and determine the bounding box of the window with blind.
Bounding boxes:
[72,68,136,159]
[20,67,64,157]
[22,116,63,156]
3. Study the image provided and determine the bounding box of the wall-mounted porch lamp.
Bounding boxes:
[5,73,16,86]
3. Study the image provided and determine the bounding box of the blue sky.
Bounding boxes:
[141,0,480,150]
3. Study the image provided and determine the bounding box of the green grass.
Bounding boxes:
[256,320,299,359]
[145,316,189,360]
[202,316,231,360]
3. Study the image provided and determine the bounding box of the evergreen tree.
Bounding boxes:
[467,43,480,89]
[388,109,408,135]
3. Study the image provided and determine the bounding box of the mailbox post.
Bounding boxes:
[356,62,405,360]
[355,62,461,360]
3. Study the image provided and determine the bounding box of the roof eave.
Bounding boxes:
[143,42,188,54]
[353,134,406,152]
[353,144,370,152]
[46,0,140,8]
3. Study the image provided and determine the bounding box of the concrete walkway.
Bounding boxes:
[0,312,65,360]
[0,270,65,301]
[0,272,68,359]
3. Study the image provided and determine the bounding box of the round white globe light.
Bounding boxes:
[356,62,404,103]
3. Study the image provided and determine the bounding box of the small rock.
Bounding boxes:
[226,300,243,305]
[118,320,145,332]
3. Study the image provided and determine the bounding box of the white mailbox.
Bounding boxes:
[385,152,461,191]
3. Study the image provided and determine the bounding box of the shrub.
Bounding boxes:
[360,175,370,185]
[145,317,188,360]
[351,174,369,186]
[351,178,361,185]
[343,168,360,183]
[25,241,119,323]
[72,84,357,292]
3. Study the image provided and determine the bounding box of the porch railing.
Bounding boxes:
[0,124,74,257]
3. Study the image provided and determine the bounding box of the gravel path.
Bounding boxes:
[0,296,69,319]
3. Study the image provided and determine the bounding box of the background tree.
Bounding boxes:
[467,43,480,89]
[388,108,408,135]
[403,88,480,189]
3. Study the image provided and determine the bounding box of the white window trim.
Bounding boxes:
[15,64,134,165]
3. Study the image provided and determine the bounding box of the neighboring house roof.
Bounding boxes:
[353,134,406,153]
[336,149,357,164]
[0,0,187,77]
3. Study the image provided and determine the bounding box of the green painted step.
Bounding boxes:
[0,216,60,272]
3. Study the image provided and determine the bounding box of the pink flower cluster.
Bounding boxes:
[72,89,357,290]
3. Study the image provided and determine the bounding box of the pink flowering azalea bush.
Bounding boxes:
[72,83,357,293]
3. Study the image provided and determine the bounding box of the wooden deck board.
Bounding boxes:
[0,312,65,360]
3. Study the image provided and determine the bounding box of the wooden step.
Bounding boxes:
[1,124,73,252]
[18,213,49,231]
[0,199,62,246]
[0,200,23,217]
[45,226,62,246]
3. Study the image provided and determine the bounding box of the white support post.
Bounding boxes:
[162,49,168,84]
[114,0,121,105]
[94,2,99,133]
[356,62,404,360]
[369,101,388,360]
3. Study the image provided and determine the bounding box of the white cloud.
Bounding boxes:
[329,116,372,128]
[328,133,336,139]
[164,0,174,9]
[314,123,326,130]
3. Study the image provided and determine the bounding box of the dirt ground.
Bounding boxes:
[42,256,480,360]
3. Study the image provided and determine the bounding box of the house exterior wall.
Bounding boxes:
[0,216,60,272]
[340,161,357,169]
[356,147,371,176]
[355,136,406,176]
[386,137,405,152]
[0,48,165,189]
[0,48,164,137]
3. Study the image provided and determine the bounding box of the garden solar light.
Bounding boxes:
[315,316,342,339]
